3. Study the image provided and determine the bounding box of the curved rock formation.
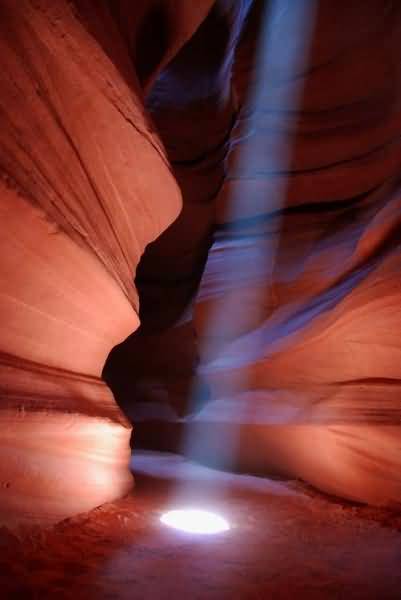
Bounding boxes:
[106,0,401,507]
[192,0,401,507]
[0,0,190,525]
[1,0,401,524]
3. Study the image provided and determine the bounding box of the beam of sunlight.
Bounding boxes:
[149,0,318,538]
[160,508,230,534]
[179,0,318,473]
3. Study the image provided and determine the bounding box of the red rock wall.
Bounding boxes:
[1,0,401,523]
[106,0,401,507]
[0,0,191,525]
[191,0,401,506]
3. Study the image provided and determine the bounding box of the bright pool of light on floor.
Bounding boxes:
[160,509,230,534]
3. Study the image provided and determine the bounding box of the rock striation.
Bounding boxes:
[1,0,401,524]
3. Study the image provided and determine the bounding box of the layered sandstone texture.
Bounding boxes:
[105,0,401,508]
[0,0,215,525]
[1,0,401,527]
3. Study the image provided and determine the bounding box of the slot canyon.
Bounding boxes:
[0,0,400,597]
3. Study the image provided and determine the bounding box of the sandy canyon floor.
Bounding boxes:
[1,451,401,599]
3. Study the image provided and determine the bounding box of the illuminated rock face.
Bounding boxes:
[191,0,401,507]
[106,0,401,508]
[0,0,190,525]
[1,0,401,525]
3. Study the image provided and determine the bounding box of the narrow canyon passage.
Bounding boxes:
[1,0,401,597]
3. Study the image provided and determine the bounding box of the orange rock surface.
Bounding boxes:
[1,0,401,525]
